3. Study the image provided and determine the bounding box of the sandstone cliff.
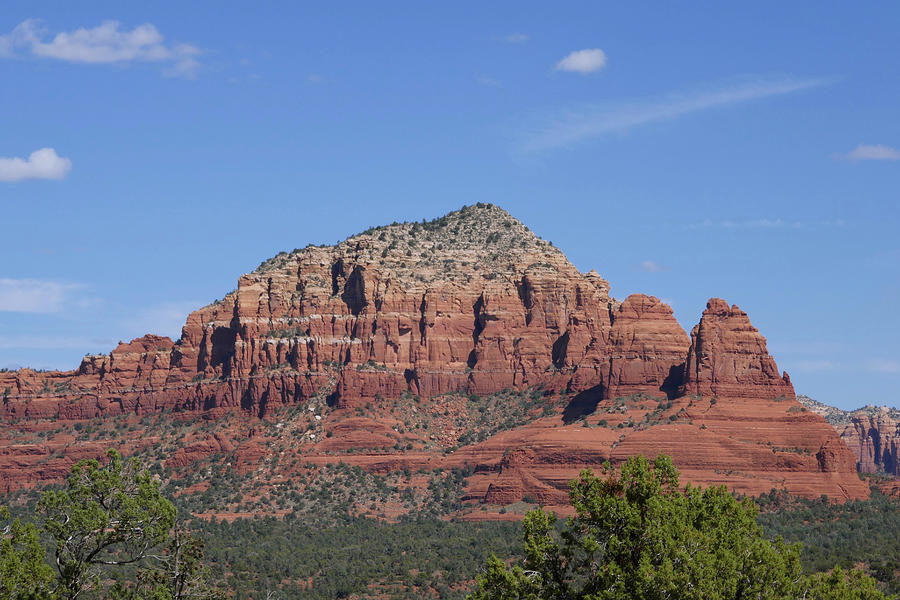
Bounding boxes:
[842,412,899,475]
[0,204,869,504]
[799,397,900,476]
[1,205,688,419]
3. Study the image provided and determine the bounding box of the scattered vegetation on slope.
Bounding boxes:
[757,484,900,594]
[4,452,899,599]
[253,203,565,285]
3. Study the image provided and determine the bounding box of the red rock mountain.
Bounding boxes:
[0,204,869,505]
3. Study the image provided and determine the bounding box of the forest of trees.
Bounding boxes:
[1,451,897,599]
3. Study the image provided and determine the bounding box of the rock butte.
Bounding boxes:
[0,204,870,507]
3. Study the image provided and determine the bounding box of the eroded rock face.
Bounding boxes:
[606,294,689,399]
[797,397,900,477]
[841,413,900,476]
[680,299,794,400]
[0,204,869,502]
[1,206,687,420]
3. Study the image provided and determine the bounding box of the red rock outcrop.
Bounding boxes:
[605,294,689,399]
[0,204,869,503]
[455,391,869,507]
[840,412,900,476]
[797,397,900,478]
[680,299,794,400]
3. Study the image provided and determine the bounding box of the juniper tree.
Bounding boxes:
[0,506,56,599]
[469,454,889,600]
[37,449,177,599]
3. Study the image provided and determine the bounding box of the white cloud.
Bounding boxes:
[637,260,668,273]
[517,76,826,153]
[0,148,71,182]
[504,33,529,43]
[0,19,201,78]
[0,279,82,313]
[163,55,200,79]
[837,144,900,162]
[555,48,607,74]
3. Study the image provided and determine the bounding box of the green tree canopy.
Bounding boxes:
[469,454,890,600]
[1,506,55,599]
[38,449,177,599]
[1,449,222,600]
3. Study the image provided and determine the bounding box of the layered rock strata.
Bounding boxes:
[680,299,794,400]
[841,413,900,475]
[0,204,869,502]
[798,397,900,476]
[1,206,689,420]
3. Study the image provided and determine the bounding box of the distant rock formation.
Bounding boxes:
[842,412,899,475]
[800,397,899,476]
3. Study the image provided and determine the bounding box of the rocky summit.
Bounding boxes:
[0,204,869,512]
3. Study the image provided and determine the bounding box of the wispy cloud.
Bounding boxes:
[867,359,900,374]
[636,260,669,273]
[790,359,840,373]
[770,341,845,356]
[0,148,71,182]
[163,56,200,79]
[503,33,529,44]
[692,218,797,229]
[687,217,845,230]
[834,144,900,162]
[0,19,201,78]
[772,341,900,379]
[475,74,501,87]
[768,341,845,375]
[122,301,200,340]
[517,76,827,154]
[555,48,607,74]
[0,335,114,350]
[0,279,83,313]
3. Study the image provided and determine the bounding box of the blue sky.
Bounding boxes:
[1,2,898,410]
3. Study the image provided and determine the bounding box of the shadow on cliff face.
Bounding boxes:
[341,265,367,316]
[662,363,685,400]
[209,327,237,370]
[562,385,603,423]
